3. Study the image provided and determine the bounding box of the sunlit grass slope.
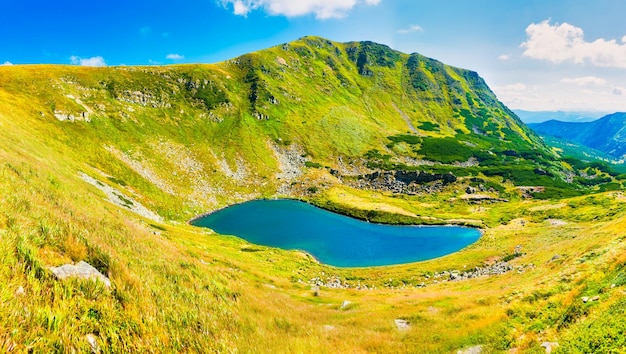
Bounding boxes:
[0,37,625,352]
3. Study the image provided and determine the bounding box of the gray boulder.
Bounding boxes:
[49,261,111,287]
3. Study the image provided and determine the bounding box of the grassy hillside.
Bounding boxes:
[1,37,626,353]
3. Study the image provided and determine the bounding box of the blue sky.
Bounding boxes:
[2,0,626,112]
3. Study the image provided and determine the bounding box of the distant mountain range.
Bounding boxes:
[528,112,626,160]
[514,110,608,124]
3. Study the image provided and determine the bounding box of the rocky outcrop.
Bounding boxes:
[54,110,90,122]
[119,90,171,108]
[350,170,456,194]
[79,172,163,222]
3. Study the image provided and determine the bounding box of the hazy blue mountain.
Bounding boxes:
[515,110,607,124]
[528,112,626,159]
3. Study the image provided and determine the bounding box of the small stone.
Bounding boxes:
[591,295,600,302]
[611,283,616,288]
[311,286,320,297]
[86,334,100,353]
[340,300,351,309]
[394,319,410,330]
[15,286,25,296]
[457,345,483,354]
[581,296,589,303]
[322,325,335,331]
[540,341,559,353]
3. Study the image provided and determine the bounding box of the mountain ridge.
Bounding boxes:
[529,112,626,159]
[0,35,566,220]
[514,109,608,123]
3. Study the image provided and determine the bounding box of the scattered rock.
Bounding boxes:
[540,341,558,353]
[15,286,25,296]
[518,186,546,198]
[311,286,320,296]
[581,296,590,303]
[443,261,521,281]
[54,110,90,122]
[322,325,335,331]
[591,295,600,302]
[49,261,111,287]
[547,219,567,226]
[457,345,483,354]
[549,254,561,262]
[86,334,100,353]
[459,194,509,203]
[350,170,457,195]
[466,186,477,194]
[309,275,351,289]
[340,300,351,309]
[394,319,410,330]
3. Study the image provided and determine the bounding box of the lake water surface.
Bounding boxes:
[192,199,481,267]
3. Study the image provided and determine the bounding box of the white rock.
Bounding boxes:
[540,341,558,353]
[49,261,111,287]
[15,286,25,296]
[394,319,410,330]
[457,345,483,354]
[86,333,100,353]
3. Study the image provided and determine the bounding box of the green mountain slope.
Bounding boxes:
[1,37,626,353]
[0,36,579,220]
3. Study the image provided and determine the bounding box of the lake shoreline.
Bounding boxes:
[188,197,485,231]
[189,199,483,267]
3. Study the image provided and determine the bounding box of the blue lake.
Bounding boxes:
[192,199,481,267]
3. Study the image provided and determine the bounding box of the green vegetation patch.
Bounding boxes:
[419,137,476,163]
[418,122,440,131]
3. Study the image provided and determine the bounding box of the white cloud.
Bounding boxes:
[1,61,13,66]
[70,56,107,67]
[166,53,184,60]
[498,54,511,60]
[613,87,626,95]
[220,0,381,19]
[561,76,606,86]
[521,19,626,68]
[232,0,250,15]
[396,25,423,34]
